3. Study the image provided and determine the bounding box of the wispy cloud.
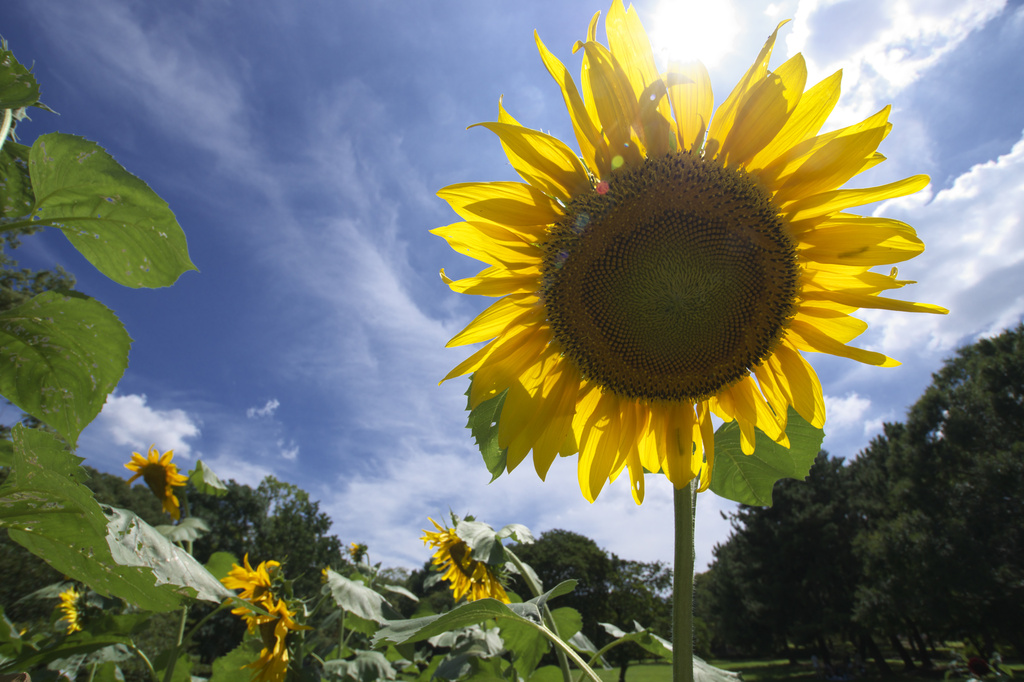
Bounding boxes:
[247,399,281,419]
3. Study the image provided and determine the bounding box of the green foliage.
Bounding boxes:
[709,408,825,506]
[0,45,40,110]
[465,384,507,482]
[0,291,130,445]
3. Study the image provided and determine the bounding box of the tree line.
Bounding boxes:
[695,324,1024,672]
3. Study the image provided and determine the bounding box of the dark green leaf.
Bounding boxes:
[466,384,507,482]
[1,141,34,221]
[599,623,672,660]
[499,618,547,679]
[210,640,260,682]
[29,133,196,288]
[323,651,396,682]
[204,551,240,581]
[0,48,40,110]
[528,666,563,682]
[0,427,229,611]
[189,460,227,496]
[0,291,130,445]
[709,407,824,506]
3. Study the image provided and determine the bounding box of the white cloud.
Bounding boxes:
[95,393,201,459]
[787,0,1005,124]
[823,393,872,433]
[247,399,281,419]
[277,439,300,461]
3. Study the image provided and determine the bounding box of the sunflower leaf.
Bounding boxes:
[189,460,227,497]
[0,426,230,611]
[323,569,400,623]
[28,133,197,288]
[465,384,507,482]
[0,290,130,446]
[0,45,40,110]
[708,408,824,506]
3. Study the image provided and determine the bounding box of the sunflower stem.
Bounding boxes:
[672,480,696,682]
[505,548,575,682]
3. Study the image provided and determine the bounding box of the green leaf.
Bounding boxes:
[373,580,576,647]
[694,656,742,681]
[210,640,260,682]
[709,407,825,506]
[0,47,40,110]
[499,618,547,679]
[323,651,396,682]
[382,583,419,603]
[28,133,196,288]
[4,634,132,674]
[0,439,13,467]
[0,291,130,445]
[205,551,241,582]
[1,141,34,221]
[189,460,227,496]
[92,661,125,682]
[323,569,398,623]
[599,623,672,661]
[0,427,230,611]
[550,607,581,639]
[528,666,564,682]
[456,519,534,566]
[466,384,507,482]
[155,516,210,543]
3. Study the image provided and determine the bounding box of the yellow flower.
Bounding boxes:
[435,1,946,504]
[242,598,309,682]
[57,587,83,634]
[422,518,510,603]
[222,554,280,617]
[124,445,188,520]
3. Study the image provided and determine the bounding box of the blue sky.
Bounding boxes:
[4,0,1023,574]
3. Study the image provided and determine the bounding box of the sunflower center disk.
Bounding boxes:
[543,153,799,402]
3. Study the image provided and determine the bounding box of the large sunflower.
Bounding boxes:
[422,518,511,603]
[124,445,189,519]
[435,1,945,504]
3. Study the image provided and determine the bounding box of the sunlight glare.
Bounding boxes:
[646,0,740,68]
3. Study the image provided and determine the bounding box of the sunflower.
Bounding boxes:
[348,542,368,563]
[124,445,189,520]
[242,598,309,682]
[422,518,510,603]
[57,587,83,634]
[434,1,945,504]
[222,554,281,619]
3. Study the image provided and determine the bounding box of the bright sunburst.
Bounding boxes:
[646,0,740,67]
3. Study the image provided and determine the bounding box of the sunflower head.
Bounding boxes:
[222,553,281,614]
[348,542,368,563]
[56,587,84,634]
[435,0,945,504]
[422,518,510,604]
[124,445,189,520]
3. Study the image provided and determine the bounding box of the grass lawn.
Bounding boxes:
[590,658,1024,681]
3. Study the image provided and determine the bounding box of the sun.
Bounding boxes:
[646,0,740,67]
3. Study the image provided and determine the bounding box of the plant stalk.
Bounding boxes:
[672,479,697,682]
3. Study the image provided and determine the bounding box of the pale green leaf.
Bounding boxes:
[29,133,196,288]
[323,651,396,682]
[709,408,825,506]
[324,569,399,623]
[466,384,506,482]
[189,460,227,496]
[0,291,130,445]
[155,516,209,543]
[382,583,420,603]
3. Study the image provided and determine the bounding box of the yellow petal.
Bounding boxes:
[441,266,541,297]
[793,304,868,343]
[446,294,540,347]
[576,40,645,166]
[535,31,609,177]
[438,181,563,226]
[798,215,924,266]
[801,289,948,314]
[787,319,899,367]
[470,121,591,203]
[707,22,787,159]
[666,60,713,153]
[784,175,930,222]
[431,221,541,269]
[747,69,842,171]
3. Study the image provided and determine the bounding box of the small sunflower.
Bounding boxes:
[57,587,83,634]
[348,542,368,562]
[435,1,946,504]
[222,554,281,617]
[422,518,510,603]
[242,598,310,682]
[124,445,188,520]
